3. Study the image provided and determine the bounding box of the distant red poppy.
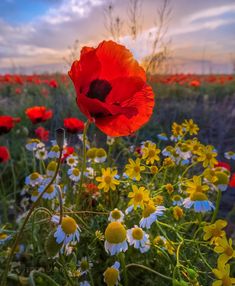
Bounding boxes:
[0,115,21,135]
[62,146,75,161]
[25,106,53,124]
[35,126,49,141]
[0,146,10,163]
[215,161,231,171]
[190,80,200,87]
[229,173,235,188]
[69,40,154,136]
[64,118,84,133]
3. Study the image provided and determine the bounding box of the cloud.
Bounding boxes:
[184,4,235,23]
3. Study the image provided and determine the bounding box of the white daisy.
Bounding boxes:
[84,167,96,179]
[103,262,120,286]
[31,189,40,202]
[104,222,128,256]
[66,154,78,167]
[48,145,61,159]
[127,225,150,253]
[35,148,48,160]
[183,197,214,213]
[25,172,43,186]
[68,168,81,182]
[46,161,58,177]
[78,256,93,275]
[108,209,124,222]
[224,151,235,160]
[38,183,59,200]
[139,205,166,229]
[94,148,107,163]
[0,232,11,244]
[52,215,80,246]
[25,139,42,151]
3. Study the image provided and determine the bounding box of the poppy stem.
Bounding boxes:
[76,121,90,208]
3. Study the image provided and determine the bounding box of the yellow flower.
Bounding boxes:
[185,176,209,195]
[182,119,199,135]
[187,139,203,154]
[197,145,218,168]
[142,143,160,165]
[214,237,235,267]
[152,195,164,205]
[203,220,227,244]
[165,240,175,255]
[172,122,184,137]
[165,183,174,194]
[173,206,184,221]
[212,263,235,286]
[203,168,218,184]
[96,168,119,192]
[163,157,175,167]
[128,185,150,209]
[125,158,145,181]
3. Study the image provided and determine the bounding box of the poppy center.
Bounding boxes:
[86,79,112,102]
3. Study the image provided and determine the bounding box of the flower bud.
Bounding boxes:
[56,128,65,149]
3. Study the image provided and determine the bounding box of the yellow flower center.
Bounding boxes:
[132,228,144,240]
[52,145,59,152]
[87,148,97,159]
[104,267,119,286]
[104,175,112,184]
[211,227,221,237]
[47,161,57,171]
[142,204,156,218]
[134,193,143,202]
[0,233,8,240]
[150,166,158,174]
[195,185,203,192]
[72,168,80,176]
[148,149,156,158]
[32,190,39,196]
[206,153,212,160]
[30,172,39,180]
[190,192,208,201]
[61,217,77,234]
[225,246,233,257]
[111,210,121,220]
[134,166,140,173]
[80,259,89,271]
[96,148,106,158]
[105,222,126,244]
[222,276,231,286]
[68,158,75,164]
[46,185,54,194]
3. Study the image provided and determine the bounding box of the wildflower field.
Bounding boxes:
[0,41,235,286]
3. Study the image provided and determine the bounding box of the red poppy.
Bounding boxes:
[35,126,49,141]
[64,118,85,133]
[25,106,53,124]
[62,146,75,162]
[229,173,235,188]
[0,146,10,163]
[69,40,154,136]
[0,115,21,135]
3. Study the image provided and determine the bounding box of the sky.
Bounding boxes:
[0,0,234,74]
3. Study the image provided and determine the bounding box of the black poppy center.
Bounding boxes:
[86,79,112,102]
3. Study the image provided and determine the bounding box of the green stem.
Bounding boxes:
[126,263,172,281]
[1,148,63,286]
[120,252,128,286]
[211,189,222,223]
[76,121,89,208]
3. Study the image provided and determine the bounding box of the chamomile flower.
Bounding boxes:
[183,192,214,213]
[0,232,11,244]
[25,138,42,151]
[127,225,150,253]
[140,203,166,229]
[84,167,96,179]
[104,222,128,255]
[78,257,93,275]
[38,183,59,200]
[66,154,78,167]
[35,148,48,160]
[68,168,81,182]
[80,281,90,286]
[31,189,40,202]
[52,215,80,246]
[86,148,97,161]
[172,195,184,206]
[25,172,43,186]
[46,161,58,177]
[157,133,168,141]
[94,148,107,163]
[48,145,60,158]
[108,209,124,222]
[103,262,120,286]
[224,151,235,160]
